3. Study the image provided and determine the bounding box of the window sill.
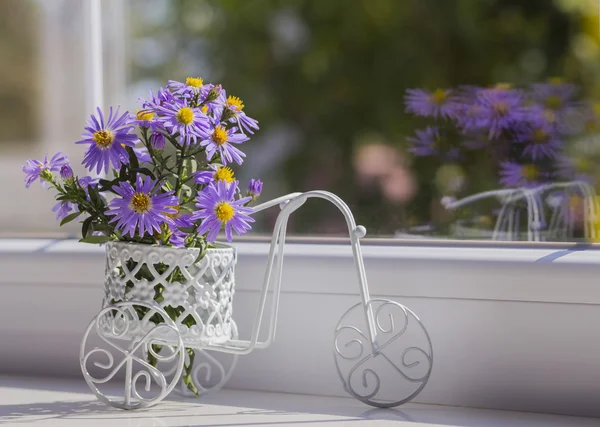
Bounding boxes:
[1,238,600,417]
[3,375,600,427]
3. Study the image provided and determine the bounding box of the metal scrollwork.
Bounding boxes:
[80,301,185,410]
[159,321,239,398]
[334,299,433,408]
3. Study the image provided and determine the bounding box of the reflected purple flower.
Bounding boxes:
[405,88,461,119]
[407,126,460,161]
[473,87,528,139]
[515,114,562,160]
[499,161,544,188]
[554,156,594,183]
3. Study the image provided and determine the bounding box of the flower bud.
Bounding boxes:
[247,179,263,199]
[221,108,236,122]
[40,168,54,183]
[60,164,74,180]
[205,84,222,102]
[150,132,166,150]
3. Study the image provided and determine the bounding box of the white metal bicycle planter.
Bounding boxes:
[443,181,598,242]
[80,191,433,409]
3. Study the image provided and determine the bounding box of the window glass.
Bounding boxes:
[125,0,600,241]
[5,0,600,242]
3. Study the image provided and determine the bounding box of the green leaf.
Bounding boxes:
[126,146,140,171]
[130,167,156,180]
[119,163,128,178]
[60,211,82,226]
[178,226,196,234]
[88,186,101,206]
[180,184,192,199]
[81,216,94,238]
[79,235,111,244]
[184,158,198,175]
[91,223,112,234]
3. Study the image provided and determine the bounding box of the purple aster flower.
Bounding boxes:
[132,146,152,163]
[168,213,194,247]
[168,77,209,99]
[555,156,594,183]
[214,90,260,135]
[499,161,544,188]
[76,107,138,174]
[247,179,263,197]
[150,132,166,150]
[77,176,103,203]
[192,180,254,242]
[407,126,460,161]
[531,80,578,112]
[78,176,97,189]
[453,87,488,133]
[194,164,236,185]
[133,109,162,131]
[515,114,562,161]
[157,99,210,146]
[200,124,248,165]
[141,87,175,111]
[530,80,585,135]
[52,201,74,222]
[473,87,528,139]
[60,164,74,180]
[404,88,461,119]
[22,152,69,188]
[106,174,178,238]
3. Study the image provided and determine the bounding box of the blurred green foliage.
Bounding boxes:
[131,0,599,236]
[0,0,39,143]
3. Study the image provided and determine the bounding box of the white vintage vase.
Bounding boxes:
[103,241,236,345]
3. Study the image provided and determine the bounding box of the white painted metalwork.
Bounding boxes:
[81,191,433,409]
[80,301,185,410]
[334,299,433,408]
[104,242,236,345]
[444,181,599,242]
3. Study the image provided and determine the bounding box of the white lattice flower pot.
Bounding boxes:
[103,241,236,346]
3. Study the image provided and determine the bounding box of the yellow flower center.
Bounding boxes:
[165,205,179,219]
[532,128,549,142]
[521,164,537,180]
[211,125,228,145]
[214,166,235,183]
[493,101,509,117]
[430,89,447,105]
[186,77,204,88]
[92,130,115,148]
[227,95,244,111]
[576,158,591,171]
[130,192,152,213]
[543,109,556,123]
[176,107,194,125]
[545,95,562,110]
[548,77,564,85]
[136,109,154,121]
[569,194,583,210]
[494,83,513,90]
[215,202,235,222]
[201,105,209,114]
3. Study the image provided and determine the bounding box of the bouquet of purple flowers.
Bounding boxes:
[22,78,263,250]
[404,79,596,189]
